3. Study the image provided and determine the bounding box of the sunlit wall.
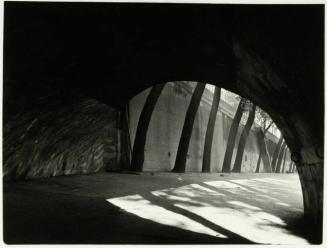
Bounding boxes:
[128,82,291,172]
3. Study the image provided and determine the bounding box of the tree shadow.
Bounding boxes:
[140,191,256,244]
[4,173,318,244]
[197,181,320,244]
[3,189,252,244]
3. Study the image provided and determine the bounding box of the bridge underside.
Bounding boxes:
[4,3,324,242]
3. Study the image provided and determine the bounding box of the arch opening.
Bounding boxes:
[112,80,320,244]
[3,2,323,245]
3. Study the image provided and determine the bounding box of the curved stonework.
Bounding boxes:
[232,40,324,228]
[4,3,323,237]
[3,89,119,181]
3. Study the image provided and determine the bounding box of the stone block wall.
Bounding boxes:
[3,82,294,181]
[129,82,292,173]
[3,88,119,181]
[297,163,323,223]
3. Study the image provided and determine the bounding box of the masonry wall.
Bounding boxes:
[3,88,119,181]
[3,82,293,181]
[129,82,292,173]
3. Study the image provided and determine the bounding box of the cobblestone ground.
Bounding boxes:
[3,172,318,244]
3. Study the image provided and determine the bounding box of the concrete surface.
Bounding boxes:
[3,172,320,244]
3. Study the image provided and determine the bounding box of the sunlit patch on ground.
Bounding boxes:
[228,200,261,210]
[107,176,309,244]
[107,194,227,238]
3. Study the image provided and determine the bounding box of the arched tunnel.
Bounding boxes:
[3,2,324,244]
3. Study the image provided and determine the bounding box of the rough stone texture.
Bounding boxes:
[129,83,292,173]
[3,89,119,181]
[233,39,324,232]
[4,3,323,231]
[297,163,323,226]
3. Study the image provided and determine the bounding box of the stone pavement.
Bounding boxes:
[3,172,318,244]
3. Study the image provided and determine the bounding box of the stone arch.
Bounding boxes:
[4,2,323,239]
[123,73,322,230]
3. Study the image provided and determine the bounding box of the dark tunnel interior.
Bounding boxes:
[3,2,324,245]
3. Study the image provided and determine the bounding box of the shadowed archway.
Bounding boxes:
[4,2,324,242]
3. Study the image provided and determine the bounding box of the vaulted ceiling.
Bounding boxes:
[4,3,324,150]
